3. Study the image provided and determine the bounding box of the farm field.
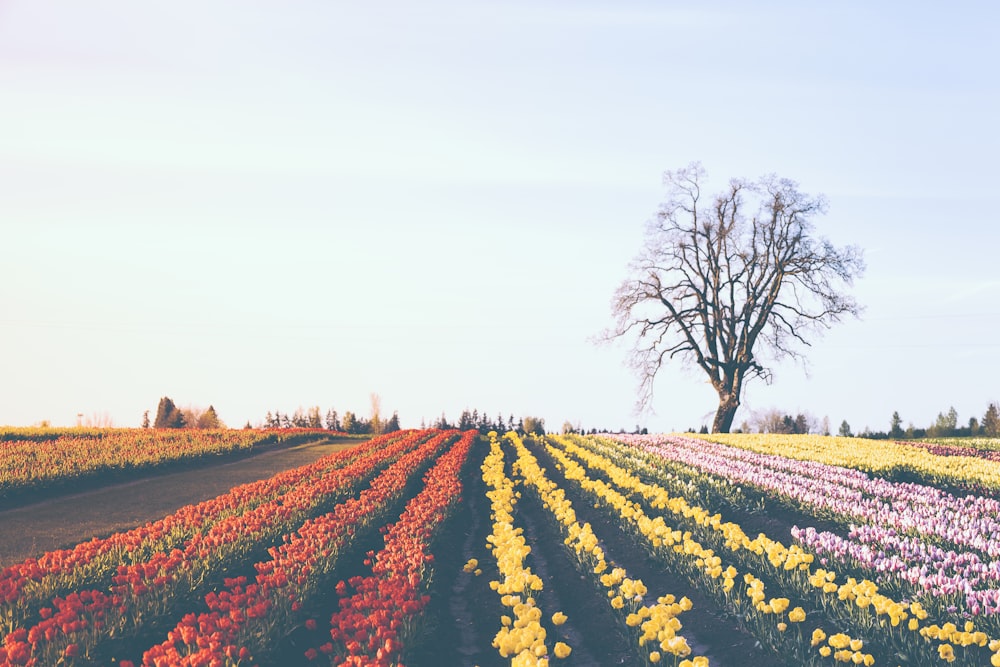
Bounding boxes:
[0,437,356,568]
[2,429,1000,666]
[0,428,342,508]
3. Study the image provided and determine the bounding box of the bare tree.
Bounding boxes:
[83,411,115,428]
[370,393,382,436]
[604,163,864,433]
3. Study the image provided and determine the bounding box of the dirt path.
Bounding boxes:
[0,438,357,567]
[404,441,507,667]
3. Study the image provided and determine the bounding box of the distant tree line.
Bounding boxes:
[707,409,830,436]
[145,397,223,429]
[429,410,526,434]
[434,411,652,437]
[705,402,1000,440]
[261,406,400,435]
[842,403,1000,440]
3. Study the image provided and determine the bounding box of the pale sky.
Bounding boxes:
[2,1,998,433]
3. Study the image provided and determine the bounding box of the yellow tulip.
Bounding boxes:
[553,642,571,659]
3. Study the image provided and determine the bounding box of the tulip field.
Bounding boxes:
[0,428,331,505]
[3,429,1000,665]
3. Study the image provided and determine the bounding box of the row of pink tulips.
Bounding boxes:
[619,435,1000,558]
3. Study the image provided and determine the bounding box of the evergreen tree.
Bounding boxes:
[889,411,903,438]
[325,408,340,431]
[794,414,810,434]
[197,405,223,429]
[154,397,185,429]
[307,406,323,429]
[984,403,1000,437]
[384,411,400,432]
[154,397,174,428]
[930,407,959,437]
[166,408,186,428]
[342,411,356,434]
[141,410,150,429]
[838,420,852,437]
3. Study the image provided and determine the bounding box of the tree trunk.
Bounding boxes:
[712,393,740,433]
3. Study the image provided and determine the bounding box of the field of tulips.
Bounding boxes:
[3,428,1000,665]
[0,428,335,505]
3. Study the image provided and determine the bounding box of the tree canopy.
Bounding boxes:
[196,405,223,429]
[153,397,186,429]
[606,163,864,433]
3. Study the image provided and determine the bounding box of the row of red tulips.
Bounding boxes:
[138,430,465,666]
[1,431,401,633]
[0,431,433,666]
[320,430,476,665]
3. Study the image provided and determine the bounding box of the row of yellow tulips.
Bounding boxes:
[507,433,703,667]
[547,434,999,666]
[481,431,559,665]
[542,435,837,665]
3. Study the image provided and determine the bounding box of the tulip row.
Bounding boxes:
[617,434,1000,623]
[0,430,431,666]
[320,430,476,665]
[691,433,1000,496]
[541,435,826,665]
[897,440,1000,464]
[619,434,1000,559]
[0,432,398,635]
[481,431,555,665]
[138,430,462,666]
[0,429,327,500]
[509,433,702,667]
[793,523,1000,623]
[553,434,1000,665]
[0,428,111,443]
